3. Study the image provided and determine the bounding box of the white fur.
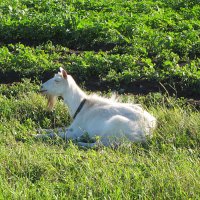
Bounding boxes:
[37,68,156,146]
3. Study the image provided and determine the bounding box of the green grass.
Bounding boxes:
[0,0,200,198]
[0,81,199,199]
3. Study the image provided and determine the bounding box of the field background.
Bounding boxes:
[0,0,200,199]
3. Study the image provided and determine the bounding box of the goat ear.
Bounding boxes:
[59,67,64,72]
[60,67,68,79]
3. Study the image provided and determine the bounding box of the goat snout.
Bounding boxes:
[40,85,47,93]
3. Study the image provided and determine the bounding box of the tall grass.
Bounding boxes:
[0,81,199,199]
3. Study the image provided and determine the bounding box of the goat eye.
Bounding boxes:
[55,80,60,83]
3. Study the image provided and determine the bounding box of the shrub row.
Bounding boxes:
[0,0,199,95]
[0,0,199,57]
[0,43,199,94]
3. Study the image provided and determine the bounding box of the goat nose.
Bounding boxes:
[40,85,45,91]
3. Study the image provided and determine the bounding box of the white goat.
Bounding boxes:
[37,68,156,147]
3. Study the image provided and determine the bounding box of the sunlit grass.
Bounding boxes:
[0,81,199,199]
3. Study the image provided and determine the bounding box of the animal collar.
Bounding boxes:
[73,98,87,119]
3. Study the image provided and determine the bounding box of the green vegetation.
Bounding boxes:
[0,81,200,199]
[0,0,200,199]
[0,0,199,94]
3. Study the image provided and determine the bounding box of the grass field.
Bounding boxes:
[0,81,199,199]
[0,0,200,199]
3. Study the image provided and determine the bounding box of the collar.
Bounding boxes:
[73,98,86,119]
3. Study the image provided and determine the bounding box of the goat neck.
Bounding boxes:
[62,75,87,118]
